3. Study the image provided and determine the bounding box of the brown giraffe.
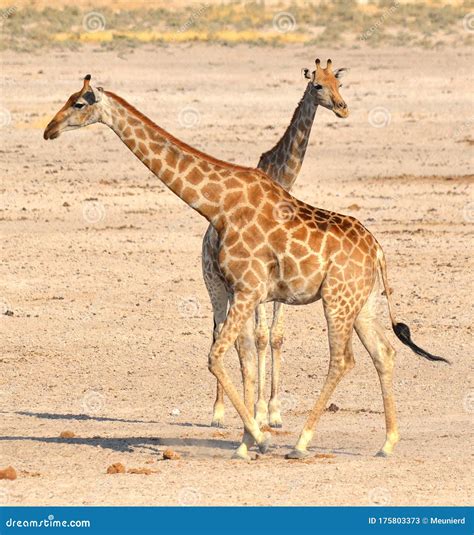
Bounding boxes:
[204,59,349,429]
[44,73,448,461]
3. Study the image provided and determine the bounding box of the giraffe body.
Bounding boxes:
[204,64,348,428]
[44,72,447,461]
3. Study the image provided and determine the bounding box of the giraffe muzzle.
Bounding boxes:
[334,101,349,118]
[43,120,61,140]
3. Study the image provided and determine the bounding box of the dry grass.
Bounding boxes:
[0,1,473,51]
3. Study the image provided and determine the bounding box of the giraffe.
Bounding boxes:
[44,71,449,461]
[204,59,349,429]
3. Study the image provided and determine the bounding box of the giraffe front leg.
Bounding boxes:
[268,302,284,428]
[208,293,271,460]
[211,382,225,428]
[254,305,269,427]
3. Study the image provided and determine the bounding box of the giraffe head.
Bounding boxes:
[303,58,348,118]
[44,75,103,140]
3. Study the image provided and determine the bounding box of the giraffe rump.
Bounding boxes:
[391,322,450,364]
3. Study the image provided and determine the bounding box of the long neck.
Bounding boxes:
[101,92,240,229]
[257,83,317,191]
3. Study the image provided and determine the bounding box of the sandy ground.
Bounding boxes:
[0,44,473,506]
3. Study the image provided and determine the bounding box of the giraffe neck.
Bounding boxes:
[101,91,245,229]
[257,83,317,191]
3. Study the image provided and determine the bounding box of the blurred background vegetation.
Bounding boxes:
[0,0,473,51]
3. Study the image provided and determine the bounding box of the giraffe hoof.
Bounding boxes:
[231,451,251,461]
[285,449,310,460]
[257,432,272,454]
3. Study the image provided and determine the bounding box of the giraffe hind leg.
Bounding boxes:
[254,304,270,427]
[355,291,399,456]
[268,302,284,428]
[287,299,356,459]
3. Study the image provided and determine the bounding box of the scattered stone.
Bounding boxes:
[0,466,17,480]
[347,203,361,211]
[326,403,340,413]
[62,201,70,207]
[127,468,153,475]
[170,408,180,417]
[3,310,14,317]
[162,448,180,461]
[106,463,126,474]
[59,430,75,439]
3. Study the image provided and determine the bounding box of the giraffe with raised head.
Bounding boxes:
[44,71,448,461]
[204,58,349,429]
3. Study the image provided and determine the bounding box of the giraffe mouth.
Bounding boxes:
[43,121,61,140]
[334,107,349,118]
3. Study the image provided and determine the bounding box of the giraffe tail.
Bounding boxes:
[375,245,450,364]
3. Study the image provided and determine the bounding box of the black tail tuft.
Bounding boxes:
[392,322,450,364]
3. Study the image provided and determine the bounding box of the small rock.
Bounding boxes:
[59,430,75,439]
[0,466,17,480]
[170,408,180,417]
[347,203,361,211]
[3,310,14,317]
[62,201,70,207]
[162,448,180,461]
[327,403,340,413]
[106,463,126,474]
[127,468,152,475]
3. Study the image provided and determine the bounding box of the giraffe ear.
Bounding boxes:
[302,68,312,80]
[334,68,348,79]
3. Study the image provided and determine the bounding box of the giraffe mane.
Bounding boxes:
[105,91,268,177]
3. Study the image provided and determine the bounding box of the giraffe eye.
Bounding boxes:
[314,84,323,90]
[73,102,85,109]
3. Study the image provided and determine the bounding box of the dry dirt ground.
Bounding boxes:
[0,44,473,506]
